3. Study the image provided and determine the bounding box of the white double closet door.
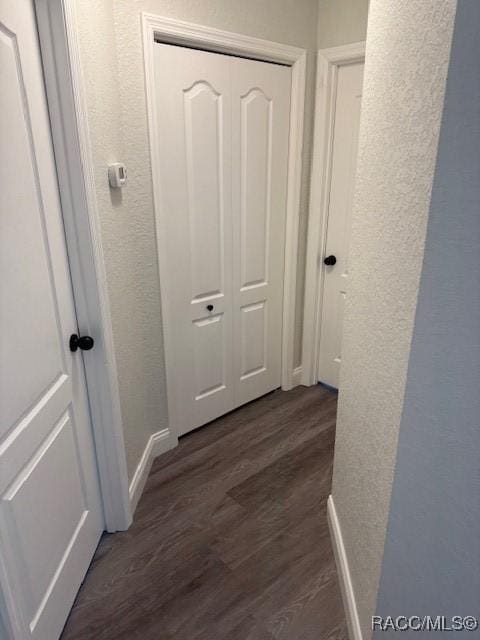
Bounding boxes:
[154,44,291,435]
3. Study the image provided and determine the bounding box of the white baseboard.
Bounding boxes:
[292,366,303,387]
[129,428,177,514]
[327,495,363,640]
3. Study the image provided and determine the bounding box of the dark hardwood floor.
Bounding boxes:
[61,384,346,640]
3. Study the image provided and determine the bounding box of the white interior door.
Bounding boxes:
[154,44,291,436]
[0,3,103,639]
[318,61,364,388]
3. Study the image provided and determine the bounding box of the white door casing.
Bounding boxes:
[302,43,365,389]
[143,15,307,395]
[34,0,132,532]
[0,2,103,638]
[154,43,291,435]
[317,61,364,388]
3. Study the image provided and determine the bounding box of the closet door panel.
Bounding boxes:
[239,88,271,288]
[154,44,233,435]
[232,57,291,407]
[184,80,225,301]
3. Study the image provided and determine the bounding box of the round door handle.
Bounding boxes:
[206,304,214,312]
[323,255,337,266]
[69,334,95,352]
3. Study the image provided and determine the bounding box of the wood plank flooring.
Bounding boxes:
[61,384,346,640]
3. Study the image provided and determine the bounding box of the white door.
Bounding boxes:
[0,3,103,639]
[154,44,291,435]
[318,61,364,388]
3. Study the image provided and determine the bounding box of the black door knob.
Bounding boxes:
[323,255,337,266]
[206,304,214,312]
[70,334,95,352]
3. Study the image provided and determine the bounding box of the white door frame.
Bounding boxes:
[301,42,366,386]
[142,14,307,430]
[33,0,132,532]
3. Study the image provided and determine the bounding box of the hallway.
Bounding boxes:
[61,385,346,640]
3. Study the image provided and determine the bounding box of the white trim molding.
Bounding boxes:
[327,495,363,640]
[142,13,307,405]
[129,429,177,514]
[35,0,132,531]
[301,42,366,386]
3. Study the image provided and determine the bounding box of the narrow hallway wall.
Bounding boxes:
[374,0,480,628]
[330,1,457,636]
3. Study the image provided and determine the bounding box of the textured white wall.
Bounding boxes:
[330,1,457,637]
[374,0,480,626]
[75,0,319,478]
[317,0,369,48]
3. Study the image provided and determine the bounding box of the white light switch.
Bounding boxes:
[108,163,127,188]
